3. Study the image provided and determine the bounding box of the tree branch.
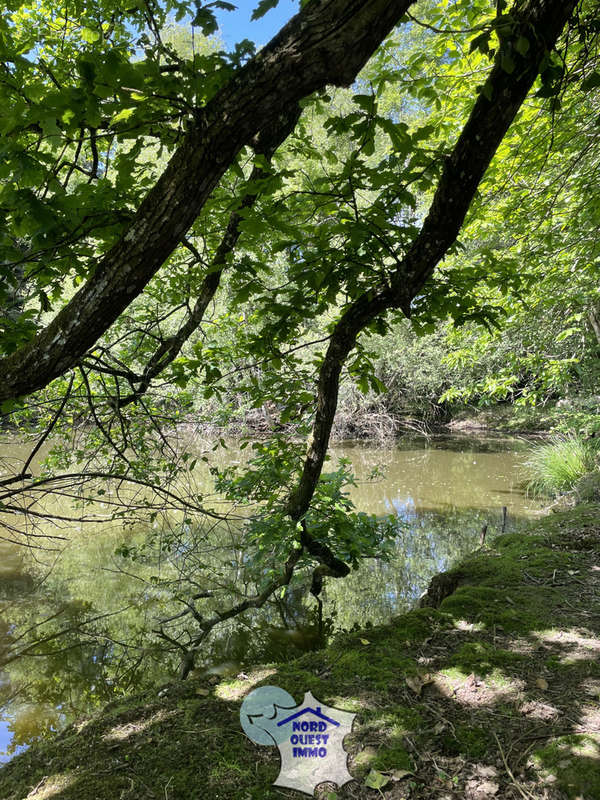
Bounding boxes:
[167,0,579,677]
[114,108,302,407]
[287,0,578,569]
[0,0,414,403]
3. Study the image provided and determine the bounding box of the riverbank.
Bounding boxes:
[185,400,562,441]
[0,397,562,445]
[446,406,558,435]
[2,504,599,800]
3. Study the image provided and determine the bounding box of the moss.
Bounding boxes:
[438,666,469,682]
[330,649,415,691]
[456,536,573,588]
[386,606,446,641]
[371,742,413,772]
[450,641,527,674]
[440,585,555,634]
[532,734,600,799]
[357,705,422,747]
[441,724,493,759]
[1,504,599,800]
[351,747,377,771]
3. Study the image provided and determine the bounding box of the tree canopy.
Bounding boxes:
[1,0,598,671]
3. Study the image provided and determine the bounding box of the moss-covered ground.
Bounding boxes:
[1,505,599,800]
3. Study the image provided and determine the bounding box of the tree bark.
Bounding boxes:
[113,108,302,407]
[588,306,600,349]
[0,0,414,403]
[287,0,578,530]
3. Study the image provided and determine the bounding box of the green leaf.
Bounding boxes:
[515,36,530,56]
[555,327,578,342]
[357,375,369,395]
[230,158,245,180]
[469,31,491,55]
[61,108,76,125]
[192,8,218,35]
[501,52,515,74]
[353,93,375,112]
[582,71,600,91]
[251,0,279,20]
[111,107,136,125]
[81,28,101,44]
[365,769,390,790]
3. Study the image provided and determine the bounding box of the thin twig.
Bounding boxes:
[494,732,535,800]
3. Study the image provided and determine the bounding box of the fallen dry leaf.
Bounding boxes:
[465,777,500,799]
[406,673,433,696]
[474,765,498,779]
[389,768,414,781]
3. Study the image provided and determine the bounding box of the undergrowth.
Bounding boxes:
[525,434,599,496]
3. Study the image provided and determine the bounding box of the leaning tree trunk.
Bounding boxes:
[0,0,415,403]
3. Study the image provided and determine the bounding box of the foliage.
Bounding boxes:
[525,434,600,496]
[213,445,397,573]
[0,0,597,670]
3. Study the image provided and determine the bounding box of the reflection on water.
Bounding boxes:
[0,433,542,762]
[323,435,541,629]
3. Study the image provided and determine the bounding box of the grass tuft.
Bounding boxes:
[524,434,598,496]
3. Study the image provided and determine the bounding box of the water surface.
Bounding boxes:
[0,433,542,762]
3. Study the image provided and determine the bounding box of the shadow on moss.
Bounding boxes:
[1,505,599,799]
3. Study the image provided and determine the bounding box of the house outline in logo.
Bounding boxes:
[277,705,340,728]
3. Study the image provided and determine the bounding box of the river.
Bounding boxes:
[0,433,543,763]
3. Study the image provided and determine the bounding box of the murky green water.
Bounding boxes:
[0,433,542,762]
